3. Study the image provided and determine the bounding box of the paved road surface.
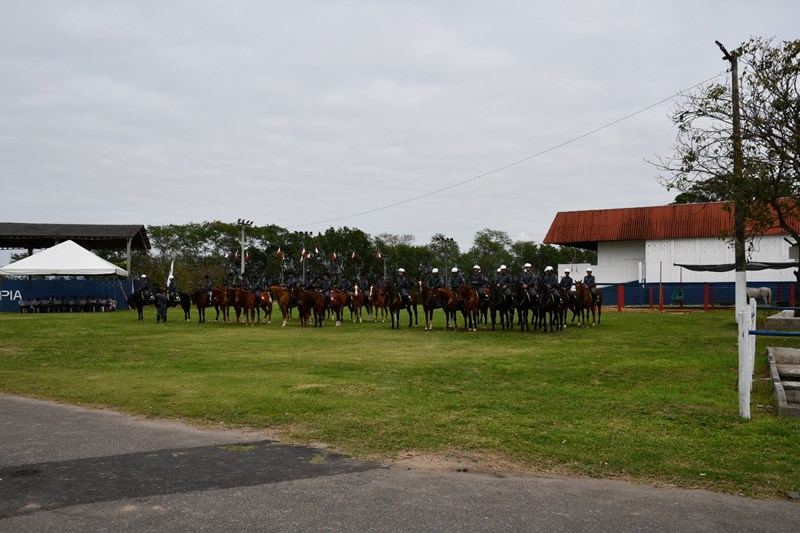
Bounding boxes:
[1,394,798,532]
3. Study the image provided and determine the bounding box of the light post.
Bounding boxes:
[237,219,253,276]
[295,231,312,283]
[434,236,455,286]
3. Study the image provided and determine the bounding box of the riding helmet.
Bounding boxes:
[524,263,532,269]
[432,268,439,273]
[451,267,458,273]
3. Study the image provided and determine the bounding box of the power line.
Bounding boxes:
[291,72,726,229]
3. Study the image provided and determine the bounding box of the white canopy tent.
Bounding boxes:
[0,240,128,277]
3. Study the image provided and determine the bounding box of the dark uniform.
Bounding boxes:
[470,268,487,300]
[449,270,465,290]
[559,272,575,306]
[139,276,153,302]
[318,275,331,301]
[543,269,561,302]
[285,272,299,290]
[203,275,213,302]
[357,274,370,301]
[520,267,537,300]
[584,271,598,301]
[337,276,352,297]
[167,277,177,301]
[397,270,410,302]
[496,268,512,300]
[156,289,168,323]
[426,272,443,289]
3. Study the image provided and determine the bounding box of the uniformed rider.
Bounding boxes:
[470,265,487,301]
[559,268,575,306]
[520,263,537,301]
[496,264,512,301]
[396,268,411,303]
[583,268,598,302]
[542,266,561,303]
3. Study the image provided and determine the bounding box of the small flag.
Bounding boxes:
[315,246,320,255]
[332,252,337,261]
[375,251,382,260]
[352,251,357,260]
[245,251,250,263]
[277,247,284,261]
[301,248,307,260]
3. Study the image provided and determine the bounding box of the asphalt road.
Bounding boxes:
[1,393,798,532]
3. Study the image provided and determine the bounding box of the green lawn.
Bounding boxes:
[1,308,798,499]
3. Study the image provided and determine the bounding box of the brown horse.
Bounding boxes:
[191,290,218,324]
[418,279,440,330]
[457,284,480,331]
[257,291,273,324]
[351,285,366,323]
[536,280,562,333]
[293,286,325,327]
[437,287,460,330]
[269,285,292,327]
[382,282,418,329]
[575,281,601,326]
[369,285,387,323]
[234,289,257,325]
[207,287,231,323]
[329,288,348,326]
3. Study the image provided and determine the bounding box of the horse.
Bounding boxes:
[457,284,480,331]
[369,285,387,323]
[190,289,219,323]
[329,288,348,326]
[269,285,292,326]
[746,286,772,304]
[127,290,191,321]
[488,284,514,331]
[437,287,461,330]
[293,285,325,327]
[535,280,563,333]
[382,281,418,329]
[418,279,441,330]
[234,288,257,325]
[573,281,594,327]
[256,291,273,324]
[513,282,538,332]
[351,285,366,323]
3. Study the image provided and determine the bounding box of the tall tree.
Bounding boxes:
[655,37,800,246]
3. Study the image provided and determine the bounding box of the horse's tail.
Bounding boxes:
[765,287,772,304]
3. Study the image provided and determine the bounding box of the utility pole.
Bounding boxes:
[434,235,455,286]
[717,40,750,419]
[237,219,253,277]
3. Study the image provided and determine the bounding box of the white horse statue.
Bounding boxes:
[746,286,772,304]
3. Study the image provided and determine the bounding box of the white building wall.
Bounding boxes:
[644,235,796,283]
[596,241,645,284]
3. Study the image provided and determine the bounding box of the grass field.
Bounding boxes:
[1,307,798,499]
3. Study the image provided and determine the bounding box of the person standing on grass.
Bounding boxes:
[156,287,168,323]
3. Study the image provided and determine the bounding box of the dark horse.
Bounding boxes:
[127,290,190,321]
[574,281,601,326]
[191,289,219,324]
[382,281,418,329]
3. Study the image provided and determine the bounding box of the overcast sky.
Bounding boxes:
[1,1,798,260]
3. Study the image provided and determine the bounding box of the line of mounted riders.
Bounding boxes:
[129,264,601,332]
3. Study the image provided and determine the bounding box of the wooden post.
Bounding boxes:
[617,285,624,311]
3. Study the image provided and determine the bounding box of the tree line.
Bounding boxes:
[101,222,595,290]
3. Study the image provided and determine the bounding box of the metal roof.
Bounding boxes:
[543,202,799,250]
[0,223,150,252]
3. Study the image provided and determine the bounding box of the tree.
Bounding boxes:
[466,228,513,272]
[654,37,800,300]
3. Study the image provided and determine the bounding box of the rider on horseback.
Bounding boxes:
[302,270,316,290]
[559,268,575,307]
[167,276,177,302]
[337,274,352,298]
[357,273,370,302]
[520,263,537,301]
[496,265,513,304]
[543,266,561,303]
[203,274,213,303]
[318,273,332,304]
[583,268,598,303]
[449,267,464,291]
[470,265,487,301]
[397,268,411,303]
[139,274,153,302]
[426,267,444,308]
